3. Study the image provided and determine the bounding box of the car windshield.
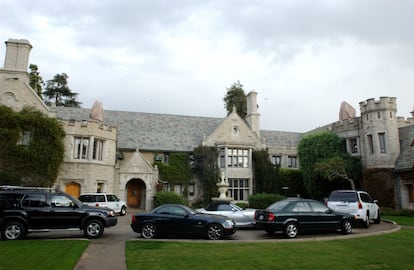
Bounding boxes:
[267,200,290,211]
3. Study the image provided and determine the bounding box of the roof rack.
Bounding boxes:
[0,185,60,192]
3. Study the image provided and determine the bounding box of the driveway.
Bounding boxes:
[24,212,399,269]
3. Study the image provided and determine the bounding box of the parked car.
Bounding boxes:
[196,201,256,227]
[254,198,354,238]
[327,190,380,228]
[131,204,237,240]
[79,193,127,216]
[0,186,117,240]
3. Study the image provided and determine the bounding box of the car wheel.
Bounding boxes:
[206,224,224,240]
[284,222,298,238]
[120,206,127,216]
[84,219,104,239]
[141,223,157,239]
[1,221,27,240]
[374,210,381,224]
[363,212,370,228]
[341,219,352,235]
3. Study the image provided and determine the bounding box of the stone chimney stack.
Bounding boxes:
[3,39,32,71]
[246,90,260,138]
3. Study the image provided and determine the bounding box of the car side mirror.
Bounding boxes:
[325,209,333,214]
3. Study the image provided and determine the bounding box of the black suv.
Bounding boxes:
[0,186,117,240]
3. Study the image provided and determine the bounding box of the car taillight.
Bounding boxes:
[267,212,275,221]
[96,203,100,207]
[131,215,136,223]
[358,201,363,209]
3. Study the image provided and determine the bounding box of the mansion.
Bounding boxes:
[1,39,414,210]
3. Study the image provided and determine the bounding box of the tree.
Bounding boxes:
[193,146,219,203]
[252,149,278,193]
[29,64,44,98]
[0,105,65,186]
[43,73,81,107]
[313,157,356,190]
[298,132,361,199]
[223,81,247,118]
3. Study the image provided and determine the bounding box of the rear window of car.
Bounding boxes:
[267,200,291,211]
[329,192,358,202]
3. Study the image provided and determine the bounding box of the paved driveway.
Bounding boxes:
[26,211,398,241]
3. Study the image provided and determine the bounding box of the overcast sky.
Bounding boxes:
[1,0,413,132]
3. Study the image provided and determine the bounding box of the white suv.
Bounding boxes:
[79,193,127,216]
[327,190,380,228]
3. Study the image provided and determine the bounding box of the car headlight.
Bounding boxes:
[222,220,235,229]
[108,210,115,217]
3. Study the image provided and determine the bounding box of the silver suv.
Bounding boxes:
[327,190,380,228]
[79,193,127,216]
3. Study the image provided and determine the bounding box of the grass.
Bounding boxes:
[0,240,89,270]
[383,215,414,226]
[126,228,414,270]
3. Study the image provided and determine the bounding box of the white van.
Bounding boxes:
[79,193,127,216]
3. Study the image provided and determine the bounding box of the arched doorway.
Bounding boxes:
[126,179,146,209]
[65,182,81,198]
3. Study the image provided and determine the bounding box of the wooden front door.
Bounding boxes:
[127,181,142,208]
[65,183,81,198]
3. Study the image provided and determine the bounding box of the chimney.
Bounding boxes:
[4,39,32,71]
[246,90,260,138]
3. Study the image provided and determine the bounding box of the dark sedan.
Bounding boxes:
[131,204,237,240]
[254,198,354,238]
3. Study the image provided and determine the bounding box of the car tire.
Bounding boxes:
[374,210,381,224]
[141,223,157,239]
[1,221,27,240]
[120,206,127,216]
[84,219,104,239]
[363,212,370,228]
[206,224,224,240]
[341,219,352,235]
[284,222,298,238]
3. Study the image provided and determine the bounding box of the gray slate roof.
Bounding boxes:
[56,107,303,152]
[396,125,414,171]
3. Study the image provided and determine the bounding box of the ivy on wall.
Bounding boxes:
[155,152,192,195]
[0,106,65,187]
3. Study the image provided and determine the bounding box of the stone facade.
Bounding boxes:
[1,38,414,210]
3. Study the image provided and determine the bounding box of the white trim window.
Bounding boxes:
[288,156,298,168]
[74,137,89,160]
[228,178,250,200]
[227,148,249,168]
[93,139,104,161]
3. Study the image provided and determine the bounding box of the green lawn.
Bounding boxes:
[0,240,89,270]
[383,215,414,226]
[126,228,414,270]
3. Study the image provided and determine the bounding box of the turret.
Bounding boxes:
[359,97,400,168]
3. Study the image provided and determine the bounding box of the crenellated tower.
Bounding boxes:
[359,97,400,168]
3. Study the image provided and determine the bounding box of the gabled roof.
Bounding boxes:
[56,107,303,152]
[396,125,414,171]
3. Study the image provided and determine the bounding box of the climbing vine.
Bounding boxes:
[155,152,192,195]
[0,105,65,187]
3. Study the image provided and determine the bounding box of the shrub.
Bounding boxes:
[248,193,286,209]
[153,191,186,208]
[381,207,414,217]
[235,202,249,209]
